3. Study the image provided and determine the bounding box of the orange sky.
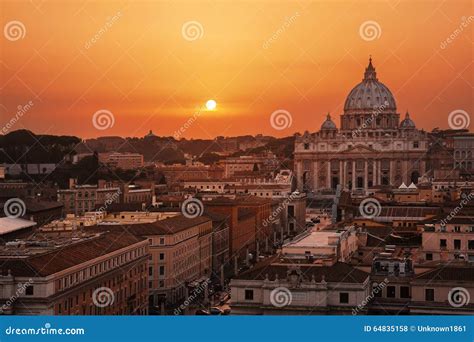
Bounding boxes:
[0,0,472,139]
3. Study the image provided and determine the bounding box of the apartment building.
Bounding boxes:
[99,152,144,170]
[0,231,149,315]
[421,215,474,262]
[91,216,213,308]
[230,256,370,315]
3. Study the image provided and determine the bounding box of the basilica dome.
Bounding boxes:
[321,113,337,130]
[400,112,416,129]
[343,58,396,112]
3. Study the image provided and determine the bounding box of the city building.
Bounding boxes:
[0,231,149,315]
[230,256,370,314]
[281,226,359,263]
[294,58,430,193]
[99,152,144,170]
[421,213,474,263]
[204,211,231,278]
[220,152,280,178]
[90,216,213,308]
[410,264,474,314]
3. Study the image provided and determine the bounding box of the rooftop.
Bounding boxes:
[0,217,36,236]
[0,231,145,277]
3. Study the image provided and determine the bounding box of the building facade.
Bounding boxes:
[294,59,429,193]
[0,231,149,315]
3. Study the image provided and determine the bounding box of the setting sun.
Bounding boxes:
[206,99,217,111]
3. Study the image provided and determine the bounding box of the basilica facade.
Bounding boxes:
[295,58,429,193]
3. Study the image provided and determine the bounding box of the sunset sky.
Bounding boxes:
[0,0,472,139]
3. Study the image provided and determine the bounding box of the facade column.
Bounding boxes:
[352,160,356,189]
[372,160,376,186]
[377,160,381,185]
[326,161,331,189]
[364,160,368,190]
[343,161,347,190]
[296,161,303,191]
[313,161,319,190]
[402,160,408,184]
[339,160,343,188]
[389,160,394,186]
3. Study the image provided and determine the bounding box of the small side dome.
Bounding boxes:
[400,111,416,129]
[321,113,337,131]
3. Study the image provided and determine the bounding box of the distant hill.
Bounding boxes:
[1,130,296,166]
[76,134,295,163]
[0,130,80,163]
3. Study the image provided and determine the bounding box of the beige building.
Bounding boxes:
[294,58,429,193]
[230,256,370,314]
[0,231,149,315]
[281,225,359,263]
[421,215,474,262]
[410,265,474,314]
[99,152,144,170]
[91,216,213,308]
[220,152,280,178]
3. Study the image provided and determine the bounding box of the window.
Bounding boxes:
[440,239,447,248]
[245,289,254,300]
[468,240,474,250]
[159,253,165,260]
[454,226,461,232]
[386,286,396,298]
[426,253,433,261]
[149,267,153,276]
[339,292,349,304]
[425,289,434,301]
[413,141,419,148]
[25,285,34,296]
[454,239,461,250]
[159,266,165,276]
[400,286,410,298]
[159,238,165,245]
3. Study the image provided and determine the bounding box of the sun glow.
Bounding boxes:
[205,99,217,111]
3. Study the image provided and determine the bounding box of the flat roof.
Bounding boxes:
[0,217,36,235]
